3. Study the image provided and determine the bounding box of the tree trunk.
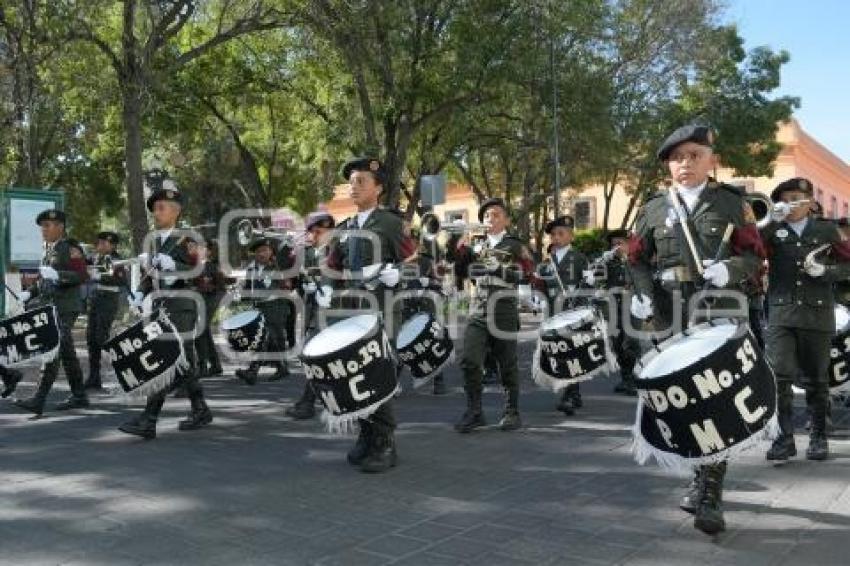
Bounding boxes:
[122,88,147,253]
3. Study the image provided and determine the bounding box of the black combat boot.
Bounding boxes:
[566,384,583,409]
[1,367,23,398]
[285,384,317,420]
[348,422,372,466]
[119,412,157,440]
[359,430,398,473]
[679,468,702,514]
[694,463,726,535]
[84,354,104,390]
[806,408,829,461]
[455,388,486,433]
[54,395,90,411]
[432,373,447,395]
[268,360,290,381]
[236,362,260,385]
[499,387,521,431]
[556,388,575,415]
[613,371,637,396]
[178,394,213,430]
[56,361,90,410]
[767,394,796,461]
[13,367,56,416]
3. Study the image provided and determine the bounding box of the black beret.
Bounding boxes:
[770,177,814,203]
[146,185,184,212]
[96,231,120,245]
[606,229,630,243]
[342,157,387,185]
[657,124,715,161]
[305,212,335,231]
[35,209,65,225]
[544,215,575,234]
[478,197,508,223]
[249,238,276,252]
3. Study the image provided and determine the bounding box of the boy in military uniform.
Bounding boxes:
[235,238,292,384]
[14,209,90,416]
[762,178,850,462]
[601,229,641,396]
[628,124,765,535]
[286,211,335,420]
[454,198,534,433]
[118,185,213,439]
[84,231,128,390]
[536,215,590,414]
[317,158,405,473]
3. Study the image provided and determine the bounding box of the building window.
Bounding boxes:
[831,196,838,219]
[844,201,849,219]
[572,197,596,230]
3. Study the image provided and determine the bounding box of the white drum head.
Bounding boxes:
[303,314,379,357]
[836,305,850,333]
[640,323,738,379]
[397,313,431,349]
[541,307,594,332]
[221,310,260,330]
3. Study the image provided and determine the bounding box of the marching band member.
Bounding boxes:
[629,124,765,535]
[234,237,292,384]
[84,231,128,390]
[191,239,226,378]
[13,209,90,416]
[762,178,850,462]
[286,211,335,420]
[535,215,590,414]
[601,229,641,396]
[118,185,213,439]
[454,198,534,433]
[320,157,405,473]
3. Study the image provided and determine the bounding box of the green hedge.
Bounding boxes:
[572,228,608,255]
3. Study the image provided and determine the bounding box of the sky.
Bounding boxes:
[725,0,850,163]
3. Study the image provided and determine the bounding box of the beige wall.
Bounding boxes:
[326,119,850,228]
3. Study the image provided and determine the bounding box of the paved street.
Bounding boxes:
[1,322,849,566]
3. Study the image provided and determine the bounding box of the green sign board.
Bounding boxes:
[1,188,65,314]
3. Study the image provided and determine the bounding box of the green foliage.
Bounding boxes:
[572,229,607,256]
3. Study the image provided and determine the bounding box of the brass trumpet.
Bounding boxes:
[746,192,812,229]
[421,213,491,240]
[236,219,296,247]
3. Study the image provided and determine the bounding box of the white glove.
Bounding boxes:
[701,260,730,288]
[805,261,826,278]
[602,250,616,262]
[152,253,176,271]
[419,277,431,288]
[302,281,317,294]
[90,271,102,282]
[127,291,144,313]
[39,266,59,281]
[582,269,596,286]
[18,291,31,303]
[316,285,333,308]
[379,265,400,287]
[631,294,653,320]
[137,252,150,268]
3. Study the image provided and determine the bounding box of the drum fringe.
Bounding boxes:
[320,385,401,435]
[531,344,611,392]
[411,350,455,389]
[117,310,190,403]
[596,312,620,374]
[630,402,780,476]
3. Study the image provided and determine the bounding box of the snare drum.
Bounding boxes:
[221,310,266,353]
[532,307,616,392]
[632,319,777,471]
[105,310,189,399]
[300,314,397,432]
[396,312,453,385]
[829,304,850,390]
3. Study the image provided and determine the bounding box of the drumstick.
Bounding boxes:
[667,186,704,275]
[4,282,21,302]
[700,223,734,292]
